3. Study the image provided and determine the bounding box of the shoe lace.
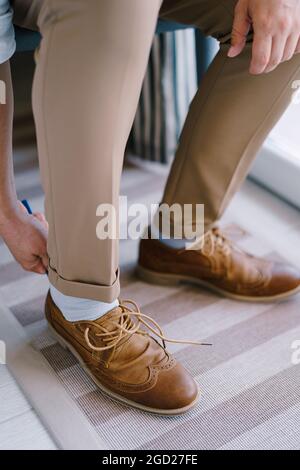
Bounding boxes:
[185,227,232,258]
[82,299,211,367]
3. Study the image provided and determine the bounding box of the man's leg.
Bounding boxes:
[12,0,199,414]
[160,0,300,230]
[31,0,165,302]
[138,0,300,301]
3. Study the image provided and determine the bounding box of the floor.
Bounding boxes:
[0,148,57,450]
[0,366,56,450]
[1,148,300,450]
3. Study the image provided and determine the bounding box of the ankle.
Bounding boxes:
[149,224,196,250]
[49,285,119,322]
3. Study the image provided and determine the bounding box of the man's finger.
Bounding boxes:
[32,262,47,275]
[34,212,47,223]
[282,34,299,62]
[228,1,251,58]
[36,243,49,270]
[33,212,49,230]
[18,200,28,214]
[41,254,49,271]
[263,35,286,73]
[250,33,272,74]
[23,258,46,275]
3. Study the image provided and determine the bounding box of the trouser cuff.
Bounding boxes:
[48,266,120,302]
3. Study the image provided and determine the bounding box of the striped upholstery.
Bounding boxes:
[128,29,198,163]
[1,148,300,450]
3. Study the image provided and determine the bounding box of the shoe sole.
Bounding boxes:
[46,321,200,416]
[137,265,300,303]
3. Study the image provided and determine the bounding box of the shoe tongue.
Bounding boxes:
[96,306,124,332]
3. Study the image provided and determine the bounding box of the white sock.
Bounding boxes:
[150,224,189,250]
[50,285,119,322]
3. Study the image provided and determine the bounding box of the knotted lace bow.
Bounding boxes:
[83,299,211,367]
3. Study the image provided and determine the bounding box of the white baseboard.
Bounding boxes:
[249,138,300,210]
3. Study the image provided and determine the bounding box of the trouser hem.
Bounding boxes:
[48,266,120,302]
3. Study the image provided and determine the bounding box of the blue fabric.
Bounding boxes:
[0,0,15,63]
[14,25,41,52]
[195,30,218,83]
[156,19,191,34]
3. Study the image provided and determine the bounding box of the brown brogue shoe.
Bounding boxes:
[45,292,201,415]
[138,227,300,302]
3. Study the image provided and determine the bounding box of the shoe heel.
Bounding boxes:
[136,265,181,286]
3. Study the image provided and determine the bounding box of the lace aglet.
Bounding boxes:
[200,342,213,346]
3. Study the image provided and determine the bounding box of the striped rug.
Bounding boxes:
[1,147,300,450]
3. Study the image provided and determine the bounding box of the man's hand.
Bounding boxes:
[228,0,300,74]
[0,201,49,274]
[0,62,48,275]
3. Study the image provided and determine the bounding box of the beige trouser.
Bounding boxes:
[12,0,300,301]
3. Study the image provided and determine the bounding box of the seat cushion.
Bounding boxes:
[14,25,41,52]
[156,19,191,34]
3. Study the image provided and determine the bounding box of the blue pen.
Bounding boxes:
[21,199,33,215]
